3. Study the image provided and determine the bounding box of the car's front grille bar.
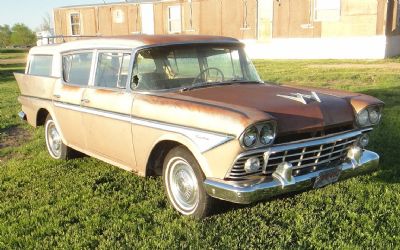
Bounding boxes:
[227,129,367,180]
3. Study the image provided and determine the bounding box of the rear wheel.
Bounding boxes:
[163,146,215,218]
[45,115,71,160]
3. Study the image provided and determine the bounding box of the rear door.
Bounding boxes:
[53,51,94,149]
[80,50,136,168]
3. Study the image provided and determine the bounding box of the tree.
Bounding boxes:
[0,24,11,48]
[38,13,51,32]
[10,23,36,47]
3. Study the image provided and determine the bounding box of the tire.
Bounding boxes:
[44,115,71,160]
[163,146,215,218]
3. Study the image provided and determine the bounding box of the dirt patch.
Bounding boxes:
[308,63,400,70]
[0,126,32,162]
[0,58,26,65]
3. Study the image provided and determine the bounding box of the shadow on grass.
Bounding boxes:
[0,48,28,54]
[359,87,400,184]
[0,63,25,83]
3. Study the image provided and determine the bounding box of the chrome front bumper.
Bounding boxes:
[204,150,379,204]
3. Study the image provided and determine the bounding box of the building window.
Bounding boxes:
[113,9,125,24]
[168,6,181,34]
[398,1,400,27]
[314,0,341,22]
[70,13,81,36]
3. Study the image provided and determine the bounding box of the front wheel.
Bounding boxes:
[163,146,215,218]
[45,115,71,160]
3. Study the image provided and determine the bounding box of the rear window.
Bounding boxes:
[28,55,53,76]
[62,52,93,86]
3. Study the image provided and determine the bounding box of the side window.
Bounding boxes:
[28,55,53,76]
[94,52,132,89]
[135,50,156,74]
[62,52,93,86]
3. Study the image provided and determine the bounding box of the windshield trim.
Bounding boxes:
[129,42,261,93]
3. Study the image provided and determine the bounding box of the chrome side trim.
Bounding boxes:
[205,150,379,204]
[54,102,132,122]
[53,101,234,153]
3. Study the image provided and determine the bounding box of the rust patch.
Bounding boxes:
[0,126,32,163]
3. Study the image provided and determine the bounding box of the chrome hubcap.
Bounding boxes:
[46,121,62,158]
[168,158,199,211]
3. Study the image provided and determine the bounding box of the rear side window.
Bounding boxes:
[62,52,93,86]
[94,52,131,89]
[28,55,53,76]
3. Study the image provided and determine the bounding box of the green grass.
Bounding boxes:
[1,53,400,248]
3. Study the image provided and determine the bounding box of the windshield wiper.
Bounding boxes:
[180,82,216,92]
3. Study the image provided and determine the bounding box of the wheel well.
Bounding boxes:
[36,108,49,126]
[146,140,182,176]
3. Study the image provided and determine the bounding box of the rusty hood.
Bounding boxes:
[174,83,356,134]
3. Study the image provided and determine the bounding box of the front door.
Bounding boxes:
[80,51,136,168]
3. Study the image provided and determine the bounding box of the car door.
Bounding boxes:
[52,51,95,149]
[80,50,136,169]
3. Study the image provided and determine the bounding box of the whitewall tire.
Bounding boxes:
[163,146,215,218]
[44,115,70,160]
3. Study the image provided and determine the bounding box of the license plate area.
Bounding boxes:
[313,167,341,189]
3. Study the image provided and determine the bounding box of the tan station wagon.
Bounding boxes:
[15,35,383,218]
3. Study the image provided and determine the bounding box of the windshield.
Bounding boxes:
[131,44,262,91]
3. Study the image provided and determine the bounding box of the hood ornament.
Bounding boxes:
[277,91,321,105]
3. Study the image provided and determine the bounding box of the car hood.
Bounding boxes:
[175,83,355,134]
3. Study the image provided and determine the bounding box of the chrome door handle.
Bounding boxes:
[81,99,90,104]
[53,94,61,99]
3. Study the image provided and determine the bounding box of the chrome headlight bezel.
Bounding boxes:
[242,126,258,148]
[260,123,276,145]
[356,105,383,127]
[240,121,277,149]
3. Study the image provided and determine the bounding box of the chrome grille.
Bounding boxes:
[227,131,360,180]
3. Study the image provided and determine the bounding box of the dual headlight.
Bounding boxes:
[241,122,276,148]
[356,105,383,127]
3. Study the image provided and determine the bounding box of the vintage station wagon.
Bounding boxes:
[15,35,383,218]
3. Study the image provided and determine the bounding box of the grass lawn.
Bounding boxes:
[1,49,400,249]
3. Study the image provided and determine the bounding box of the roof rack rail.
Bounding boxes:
[36,35,102,45]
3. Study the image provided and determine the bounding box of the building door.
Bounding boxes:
[258,0,273,41]
[140,3,155,34]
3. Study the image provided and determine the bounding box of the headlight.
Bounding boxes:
[358,133,369,148]
[356,105,382,127]
[240,121,276,148]
[260,124,275,145]
[243,127,258,147]
[357,109,369,127]
[368,107,381,124]
[244,157,261,173]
